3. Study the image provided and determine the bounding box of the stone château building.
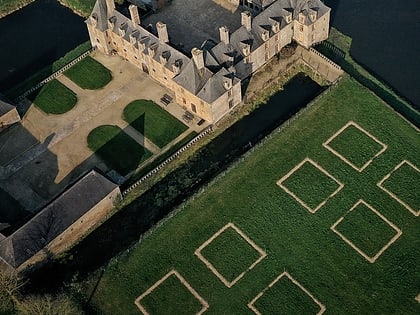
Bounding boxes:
[86,0,330,123]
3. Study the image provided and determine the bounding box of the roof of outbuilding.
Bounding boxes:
[0,170,119,269]
[0,99,15,117]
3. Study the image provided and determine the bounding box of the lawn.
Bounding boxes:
[83,76,420,314]
[64,56,112,90]
[87,125,152,176]
[123,100,188,148]
[32,79,77,114]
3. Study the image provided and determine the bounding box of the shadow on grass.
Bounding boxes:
[87,119,152,177]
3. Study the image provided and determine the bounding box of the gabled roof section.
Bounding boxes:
[0,170,119,269]
[197,68,240,104]
[0,99,15,116]
[173,60,213,95]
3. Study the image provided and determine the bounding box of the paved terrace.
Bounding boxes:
[143,0,242,53]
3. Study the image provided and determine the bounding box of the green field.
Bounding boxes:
[87,125,152,176]
[32,79,77,114]
[334,201,400,258]
[123,100,188,148]
[82,76,420,314]
[381,162,420,212]
[325,122,386,170]
[64,56,112,90]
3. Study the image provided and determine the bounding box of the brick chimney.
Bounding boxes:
[157,21,169,43]
[191,48,204,69]
[219,26,229,44]
[241,11,252,31]
[129,4,140,25]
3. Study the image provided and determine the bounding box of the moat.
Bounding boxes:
[0,0,88,93]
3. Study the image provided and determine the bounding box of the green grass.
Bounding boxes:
[0,0,33,16]
[128,131,198,184]
[138,273,204,315]
[382,162,420,211]
[326,123,385,169]
[82,76,420,314]
[123,100,188,148]
[334,202,399,258]
[87,125,152,176]
[32,79,77,114]
[59,0,96,17]
[64,56,112,90]
[199,225,263,284]
[280,160,341,210]
[253,275,321,314]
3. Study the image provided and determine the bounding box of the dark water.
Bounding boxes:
[325,0,420,107]
[0,0,88,92]
[26,74,322,291]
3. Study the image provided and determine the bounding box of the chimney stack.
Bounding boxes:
[191,48,204,69]
[105,0,115,14]
[157,21,169,43]
[241,11,252,31]
[219,26,230,44]
[129,4,140,25]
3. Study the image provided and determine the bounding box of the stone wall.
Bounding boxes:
[0,108,20,131]
[18,187,121,272]
[297,46,343,83]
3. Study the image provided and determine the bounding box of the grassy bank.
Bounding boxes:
[0,0,34,17]
[78,76,420,314]
[316,28,420,126]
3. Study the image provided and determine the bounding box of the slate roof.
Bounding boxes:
[0,170,119,269]
[0,99,15,117]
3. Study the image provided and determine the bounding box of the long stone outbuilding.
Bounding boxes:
[86,0,330,123]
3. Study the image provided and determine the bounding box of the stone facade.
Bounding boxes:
[86,0,330,123]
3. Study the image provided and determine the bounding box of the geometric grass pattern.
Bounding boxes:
[195,222,267,288]
[247,271,326,315]
[277,158,344,213]
[331,200,402,263]
[377,160,420,216]
[134,269,209,315]
[323,121,387,172]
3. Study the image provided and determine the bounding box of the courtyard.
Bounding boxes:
[0,51,206,215]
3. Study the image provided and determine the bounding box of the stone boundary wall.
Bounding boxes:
[123,125,214,196]
[297,46,343,83]
[18,47,95,100]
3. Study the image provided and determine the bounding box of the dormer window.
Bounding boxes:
[148,43,158,57]
[299,13,305,24]
[242,44,250,56]
[119,22,127,37]
[285,13,292,24]
[172,59,183,74]
[272,21,280,33]
[261,30,269,41]
[91,14,98,27]
[129,30,139,45]
[223,79,232,90]
[309,9,317,22]
[108,16,116,30]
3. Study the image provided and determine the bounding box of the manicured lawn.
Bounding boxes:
[32,79,77,114]
[381,161,420,211]
[87,125,152,176]
[83,77,420,314]
[64,56,112,90]
[123,100,188,148]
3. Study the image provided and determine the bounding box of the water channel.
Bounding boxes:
[0,0,88,93]
[26,73,323,291]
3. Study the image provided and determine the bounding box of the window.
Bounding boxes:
[182,98,186,104]
[191,103,197,113]
[229,100,234,109]
[275,34,280,41]
[96,38,100,43]
[299,25,304,32]
[265,52,269,61]
[228,90,232,97]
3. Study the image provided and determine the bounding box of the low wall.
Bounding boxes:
[297,46,343,82]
